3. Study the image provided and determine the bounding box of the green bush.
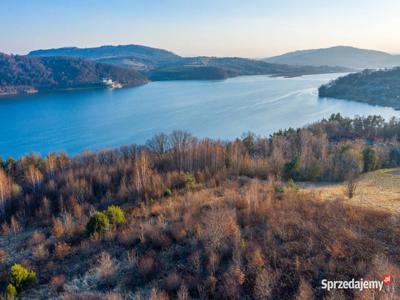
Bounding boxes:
[284,157,301,180]
[363,147,378,172]
[105,205,125,226]
[164,188,173,197]
[286,179,299,192]
[184,173,196,188]
[275,186,285,194]
[9,264,36,291]
[86,211,110,235]
[308,160,322,181]
[6,283,17,298]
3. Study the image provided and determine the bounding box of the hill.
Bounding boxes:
[318,68,400,109]
[28,45,351,80]
[149,56,349,80]
[0,53,148,95]
[149,65,229,81]
[29,44,181,72]
[1,115,400,298]
[1,48,348,95]
[264,46,400,69]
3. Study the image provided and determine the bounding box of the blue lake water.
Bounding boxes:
[1,73,399,158]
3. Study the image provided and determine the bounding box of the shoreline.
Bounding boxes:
[0,81,148,98]
[0,70,345,98]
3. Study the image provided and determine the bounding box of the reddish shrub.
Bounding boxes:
[138,255,156,278]
[168,223,187,242]
[0,249,7,263]
[177,285,189,300]
[50,274,65,292]
[164,272,181,293]
[27,231,46,246]
[32,244,49,261]
[54,242,71,260]
[218,265,245,299]
[295,278,314,300]
[52,218,65,238]
[117,228,140,247]
[146,229,172,249]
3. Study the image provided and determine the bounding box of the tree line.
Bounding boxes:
[1,114,400,228]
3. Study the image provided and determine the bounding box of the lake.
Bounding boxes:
[1,73,399,158]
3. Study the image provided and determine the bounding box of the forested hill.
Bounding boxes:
[28,44,351,80]
[0,53,148,95]
[29,44,181,71]
[148,57,350,80]
[318,68,400,109]
[265,46,400,69]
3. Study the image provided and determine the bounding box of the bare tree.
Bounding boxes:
[24,165,43,192]
[0,169,12,216]
[45,153,57,178]
[146,133,170,159]
[345,176,358,199]
[132,151,153,200]
[169,130,194,171]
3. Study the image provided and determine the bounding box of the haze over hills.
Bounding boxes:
[148,56,349,80]
[29,45,181,72]
[0,53,148,95]
[28,44,350,81]
[264,46,400,69]
[0,44,351,95]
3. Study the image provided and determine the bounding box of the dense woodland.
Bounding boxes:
[0,53,148,95]
[1,114,400,299]
[319,68,400,109]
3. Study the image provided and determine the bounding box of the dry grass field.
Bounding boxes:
[300,168,400,213]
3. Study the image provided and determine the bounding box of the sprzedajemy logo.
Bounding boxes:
[321,275,394,292]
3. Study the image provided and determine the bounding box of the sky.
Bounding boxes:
[1,0,400,58]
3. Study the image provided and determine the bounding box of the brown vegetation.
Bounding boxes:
[1,114,400,298]
[0,179,398,299]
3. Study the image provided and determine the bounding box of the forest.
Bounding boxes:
[1,114,400,299]
[0,53,148,95]
[147,57,350,80]
[319,68,400,109]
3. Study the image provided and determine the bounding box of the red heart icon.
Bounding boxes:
[383,274,392,285]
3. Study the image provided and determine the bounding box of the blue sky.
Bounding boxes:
[1,0,400,57]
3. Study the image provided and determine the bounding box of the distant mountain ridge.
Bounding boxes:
[29,44,350,81]
[29,44,181,71]
[1,44,351,96]
[0,53,148,96]
[148,56,349,80]
[264,46,400,69]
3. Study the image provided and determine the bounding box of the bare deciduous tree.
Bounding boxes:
[345,176,358,199]
[0,169,12,216]
[24,165,43,191]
